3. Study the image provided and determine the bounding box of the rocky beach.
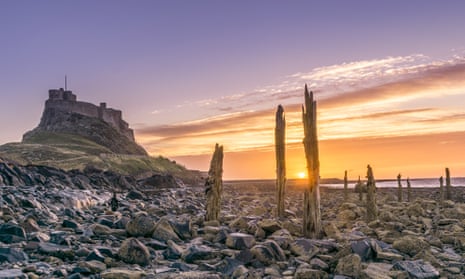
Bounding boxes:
[0,159,464,279]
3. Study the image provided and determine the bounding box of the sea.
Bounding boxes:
[321,177,465,189]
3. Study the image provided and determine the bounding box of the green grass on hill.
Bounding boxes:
[0,132,202,184]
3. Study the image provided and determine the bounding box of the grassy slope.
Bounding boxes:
[0,132,201,183]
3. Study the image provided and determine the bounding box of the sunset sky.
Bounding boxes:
[1,1,465,179]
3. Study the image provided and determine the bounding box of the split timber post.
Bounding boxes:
[302,84,322,239]
[205,143,224,221]
[407,177,411,202]
[397,173,402,202]
[439,176,444,204]
[344,170,348,202]
[445,168,452,200]
[366,165,378,222]
[275,105,286,218]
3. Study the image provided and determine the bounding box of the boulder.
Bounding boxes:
[125,212,155,237]
[250,240,286,265]
[392,236,429,257]
[0,247,28,263]
[152,218,181,242]
[335,253,362,278]
[181,244,219,263]
[290,238,319,257]
[226,233,256,250]
[117,238,151,266]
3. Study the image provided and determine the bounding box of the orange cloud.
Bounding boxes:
[136,55,465,178]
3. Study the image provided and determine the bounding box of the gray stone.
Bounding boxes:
[250,240,286,265]
[392,260,439,279]
[226,232,256,250]
[182,244,218,263]
[117,238,151,266]
[0,247,28,263]
[360,263,392,279]
[351,239,375,261]
[335,253,362,278]
[152,218,181,242]
[392,236,429,256]
[290,238,319,257]
[125,212,155,237]
[294,267,329,279]
[0,269,27,279]
[38,242,75,260]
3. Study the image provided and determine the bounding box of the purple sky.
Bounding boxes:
[2,1,465,158]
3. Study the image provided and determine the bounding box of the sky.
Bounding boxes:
[1,0,465,180]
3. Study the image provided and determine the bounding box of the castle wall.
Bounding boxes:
[44,91,135,141]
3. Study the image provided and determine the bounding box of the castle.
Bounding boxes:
[46,88,135,141]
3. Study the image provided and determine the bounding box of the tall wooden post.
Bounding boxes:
[344,170,348,202]
[302,85,322,239]
[366,165,378,222]
[397,173,402,202]
[406,177,411,202]
[205,143,224,221]
[439,176,444,204]
[445,168,451,200]
[357,176,363,201]
[275,105,286,218]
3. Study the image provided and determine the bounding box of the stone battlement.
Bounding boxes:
[45,88,134,141]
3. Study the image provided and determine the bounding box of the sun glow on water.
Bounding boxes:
[297,172,306,179]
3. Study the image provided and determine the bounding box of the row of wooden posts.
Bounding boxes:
[204,85,323,238]
[203,84,455,240]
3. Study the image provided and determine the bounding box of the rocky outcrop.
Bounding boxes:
[23,107,147,155]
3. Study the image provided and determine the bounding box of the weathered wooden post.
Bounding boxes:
[445,168,451,200]
[275,105,286,218]
[344,170,348,202]
[205,143,224,221]
[439,176,444,204]
[366,165,378,222]
[302,85,322,239]
[355,175,363,201]
[406,177,411,202]
[397,173,402,202]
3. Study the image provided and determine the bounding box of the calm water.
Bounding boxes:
[322,177,465,189]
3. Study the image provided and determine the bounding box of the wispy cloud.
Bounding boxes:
[138,54,465,157]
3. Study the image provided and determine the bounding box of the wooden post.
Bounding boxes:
[445,168,451,200]
[302,85,322,239]
[344,170,348,202]
[366,165,378,222]
[275,105,286,218]
[407,177,411,202]
[439,176,444,204]
[357,175,363,202]
[205,143,224,221]
[397,173,402,202]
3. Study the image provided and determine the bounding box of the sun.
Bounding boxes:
[297,172,306,179]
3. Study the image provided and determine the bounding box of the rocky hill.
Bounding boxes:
[0,88,202,184]
[22,88,147,156]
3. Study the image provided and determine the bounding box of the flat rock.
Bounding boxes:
[392,260,439,279]
[0,269,27,279]
[361,263,392,279]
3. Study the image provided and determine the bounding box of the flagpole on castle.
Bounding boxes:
[65,75,67,91]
